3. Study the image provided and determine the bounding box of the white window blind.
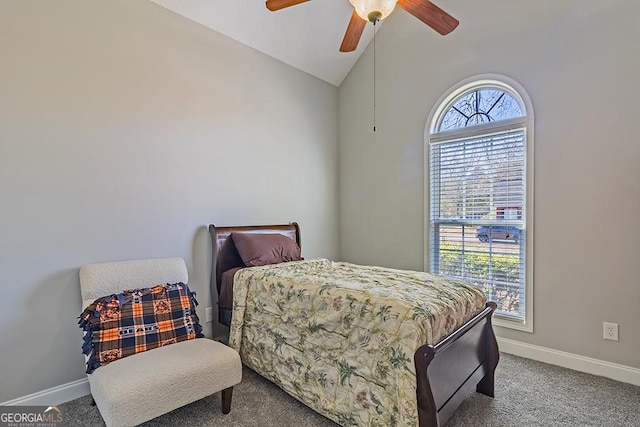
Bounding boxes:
[430,127,527,321]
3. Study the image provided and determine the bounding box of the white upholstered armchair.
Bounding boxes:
[79,257,242,427]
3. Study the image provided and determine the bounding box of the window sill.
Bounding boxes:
[493,316,533,333]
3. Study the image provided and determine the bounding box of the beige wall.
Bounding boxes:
[0,0,338,401]
[339,0,640,368]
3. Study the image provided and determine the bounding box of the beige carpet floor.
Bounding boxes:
[59,353,640,426]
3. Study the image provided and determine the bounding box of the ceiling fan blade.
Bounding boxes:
[397,0,459,35]
[265,0,310,12]
[340,10,367,52]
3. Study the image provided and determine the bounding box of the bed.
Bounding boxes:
[209,223,499,426]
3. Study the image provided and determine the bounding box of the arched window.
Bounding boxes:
[427,76,533,331]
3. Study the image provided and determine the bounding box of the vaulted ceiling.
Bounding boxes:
[150,1,608,87]
[151,0,391,86]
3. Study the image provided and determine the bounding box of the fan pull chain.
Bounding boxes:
[373,19,377,132]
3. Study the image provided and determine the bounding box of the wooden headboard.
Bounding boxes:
[208,222,301,303]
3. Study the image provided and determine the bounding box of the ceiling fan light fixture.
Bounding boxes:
[349,0,397,23]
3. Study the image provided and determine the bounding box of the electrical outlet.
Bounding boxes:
[603,322,618,341]
[206,307,213,323]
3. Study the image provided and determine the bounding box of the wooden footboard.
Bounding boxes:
[414,302,499,427]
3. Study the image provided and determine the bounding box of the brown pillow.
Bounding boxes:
[231,232,303,267]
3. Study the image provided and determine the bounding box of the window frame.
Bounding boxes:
[425,75,534,332]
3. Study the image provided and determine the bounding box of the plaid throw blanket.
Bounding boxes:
[79,282,203,374]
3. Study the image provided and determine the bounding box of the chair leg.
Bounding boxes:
[221,387,233,414]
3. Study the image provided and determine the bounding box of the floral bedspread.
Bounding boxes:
[229,259,486,426]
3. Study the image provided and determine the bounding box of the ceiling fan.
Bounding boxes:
[265,0,459,52]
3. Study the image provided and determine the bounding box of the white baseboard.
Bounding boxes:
[498,337,640,386]
[1,378,89,406]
